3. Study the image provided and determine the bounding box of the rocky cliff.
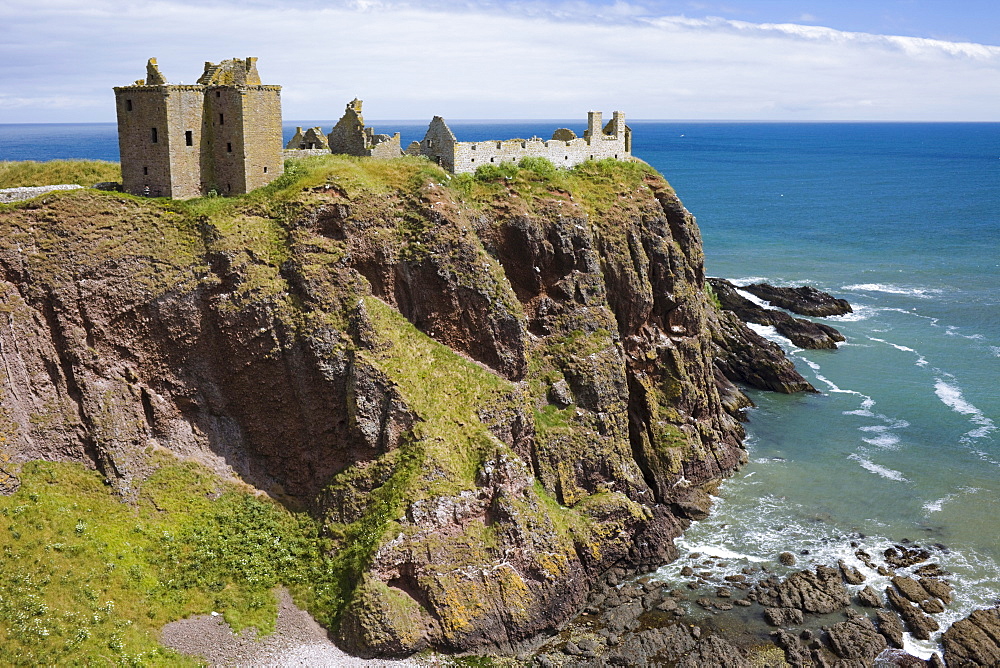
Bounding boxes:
[0,156,750,656]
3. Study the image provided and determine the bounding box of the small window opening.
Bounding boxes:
[216,91,220,98]
[143,166,148,175]
[185,130,193,146]
[226,142,232,153]
[126,99,133,111]
[427,139,433,148]
[565,155,569,160]
[219,113,224,125]
[263,166,268,173]
[151,127,158,143]
[471,158,475,163]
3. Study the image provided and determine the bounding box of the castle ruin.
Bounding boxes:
[410,112,631,174]
[116,58,632,199]
[114,58,283,198]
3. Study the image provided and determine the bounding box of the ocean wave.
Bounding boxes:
[933,377,996,441]
[991,346,1000,358]
[746,323,799,349]
[869,336,929,367]
[848,453,909,481]
[735,288,771,308]
[945,326,985,340]
[841,283,943,298]
[859,425,902,449]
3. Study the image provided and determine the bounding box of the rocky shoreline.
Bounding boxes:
[517,283,1000,667]
[529,539,1000,666]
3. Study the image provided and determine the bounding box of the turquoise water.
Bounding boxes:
[3,121,998,653]
[636,122,1000,657]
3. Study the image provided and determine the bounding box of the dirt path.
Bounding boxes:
[161,589,430,667]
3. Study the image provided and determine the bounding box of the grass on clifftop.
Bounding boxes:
[0,160,121,189]
[0,456,327,666]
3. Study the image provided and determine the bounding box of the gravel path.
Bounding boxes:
[0,184,83,203]
[161,589,433,667]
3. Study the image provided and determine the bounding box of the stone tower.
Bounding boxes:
[114,58,283,199]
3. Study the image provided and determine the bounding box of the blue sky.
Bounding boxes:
[1,0,998,122]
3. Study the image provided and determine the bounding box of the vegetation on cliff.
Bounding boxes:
[0,154,747,660]
[0,160,121,189]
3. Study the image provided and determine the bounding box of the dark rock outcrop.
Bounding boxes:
[824,612,888,662]
[753,565,851,614]
[708,307,816,393]
[942,607,1000,667]
[739,283,853,317]
[708,278,845,349]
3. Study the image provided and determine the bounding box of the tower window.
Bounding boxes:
[143,167,148,175]
[219,113,224,125]
[126,99,132,111]
[151,127,158,143]
[216,91,220,98]
[227,142,232,153]
[185,130,193,146]
[263,166,268,173]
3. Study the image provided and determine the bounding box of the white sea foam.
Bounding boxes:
[945,326,985,340]
[934,377,996,441]
[842,283,943,298]
[848,453,909,481]
[923,495,954,514]
[990,346,1000,358]
[735,288,772,309]
[859,425,902,449]
[869,336,929,366]
[746,323,800,349]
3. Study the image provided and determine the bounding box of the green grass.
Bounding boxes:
[0,160,121,189]
[0,456,327,666]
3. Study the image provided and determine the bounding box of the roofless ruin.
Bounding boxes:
[115,57,632,199]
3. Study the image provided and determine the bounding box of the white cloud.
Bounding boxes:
[0,0,998,122]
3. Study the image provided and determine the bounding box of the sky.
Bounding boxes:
[1,0,999,123]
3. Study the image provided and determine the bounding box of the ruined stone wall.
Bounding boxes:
[163,87,205,200]
[238,86,284,193]
[366,132,402,159]
[203,87,244,194]
[283,148,330,160]
[419,112,631,174]
[449,133,628,174]
[115,87,171,197]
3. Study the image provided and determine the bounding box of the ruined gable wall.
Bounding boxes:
[419,118,458,171]
[328,110,367,156]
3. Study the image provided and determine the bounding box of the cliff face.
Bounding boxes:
[0,157,747,655]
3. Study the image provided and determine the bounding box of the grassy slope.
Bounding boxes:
[0,154,665,661]
[0,160,121,189]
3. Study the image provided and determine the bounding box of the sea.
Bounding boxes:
[2,120,998,657]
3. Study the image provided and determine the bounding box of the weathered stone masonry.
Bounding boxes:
[412,111,632,174]
[116,57,633,198]
[114,58,283,198]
